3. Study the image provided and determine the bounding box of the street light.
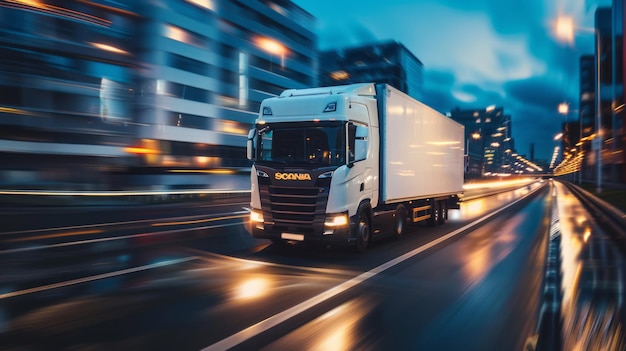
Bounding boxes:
[555,15,602,193]
[465,131,481,176]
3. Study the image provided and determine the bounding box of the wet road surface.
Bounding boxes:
[0,181,555,350]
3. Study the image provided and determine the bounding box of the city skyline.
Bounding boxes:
[294,0,611,161]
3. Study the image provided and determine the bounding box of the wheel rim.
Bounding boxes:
[359,219,369,243]
[396,216,403,235]
[438,203,446,224]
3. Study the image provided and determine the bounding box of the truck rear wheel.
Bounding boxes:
[438,202,446,225]
[354,210,370,253]
[430,201,440,226]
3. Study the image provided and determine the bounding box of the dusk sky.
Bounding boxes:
[293,0,611,161]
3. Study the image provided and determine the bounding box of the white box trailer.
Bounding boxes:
[246,83,464,252]
[379,84,464,203]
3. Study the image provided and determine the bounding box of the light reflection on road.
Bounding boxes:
[450,181,538,221]
[555,182,626,350]
[260,296,377,351]
[0,181,550,350]
[460,215,521,288]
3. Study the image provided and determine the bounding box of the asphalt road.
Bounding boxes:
[0,181,551,350]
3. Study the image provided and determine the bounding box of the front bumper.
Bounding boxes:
[247,211,353,246]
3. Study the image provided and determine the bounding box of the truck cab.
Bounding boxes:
[246,83,379,250]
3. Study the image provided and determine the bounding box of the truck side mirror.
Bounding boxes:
[246,128,256,160]
[354,139,367,161]
[354,125,368,162]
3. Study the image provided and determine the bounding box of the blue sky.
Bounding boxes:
[293,0,610,161]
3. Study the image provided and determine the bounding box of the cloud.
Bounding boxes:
[510,104,561,161]
[422,70,457,113]
[505,77,567,113]
[504,77,568,160]
[316,21,378,50]
[292,0,606,160]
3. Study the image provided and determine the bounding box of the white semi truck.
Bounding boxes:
[246,83,464,251]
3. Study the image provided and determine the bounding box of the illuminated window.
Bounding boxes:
[330,70,349,80]
[89,42,129,55]
[165,24,187,43]
[164,24,206,47]
[186,0,215,11]
[216,120,248,135]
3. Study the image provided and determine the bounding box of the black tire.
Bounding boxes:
[393,205,406,240]
[354,209,371,253]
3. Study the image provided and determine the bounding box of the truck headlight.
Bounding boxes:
[250,209,264,230]
[324,212,348,228]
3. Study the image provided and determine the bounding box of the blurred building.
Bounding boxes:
[596,7,619,184]
[562,121,581,155]
[579,55,595,140]
[0,0,317,189]
[571,4,625,185]
[450,106,525,178]
[319,40,424,101]
[578,54,596,180]
[610,0,625,183]
[0,0,140,189]
[133,0,317,181]
[556,120,582,177]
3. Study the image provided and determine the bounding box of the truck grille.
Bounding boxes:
[259,184,329,231]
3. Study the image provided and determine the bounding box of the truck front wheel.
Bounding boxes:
[354,210,370,253]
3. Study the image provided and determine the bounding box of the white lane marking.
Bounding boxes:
[1,210,249,236]
[0,256,198,300]
[202,183,547,351]
[0,189,250,196]
[0,222,243,255]
[186,248,358,277]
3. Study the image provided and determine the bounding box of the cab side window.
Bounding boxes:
[348,122,368,163]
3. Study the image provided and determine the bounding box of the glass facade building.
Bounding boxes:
[319,40,423,101]
[0,0,317,189]
[450,107,520,177]
[134,0,317,174]
[0,0,139,188]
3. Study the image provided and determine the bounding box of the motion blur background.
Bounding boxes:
[1,0,624,191]
[0,0,318,191]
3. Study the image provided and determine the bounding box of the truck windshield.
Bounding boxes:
[257,122,345,166]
